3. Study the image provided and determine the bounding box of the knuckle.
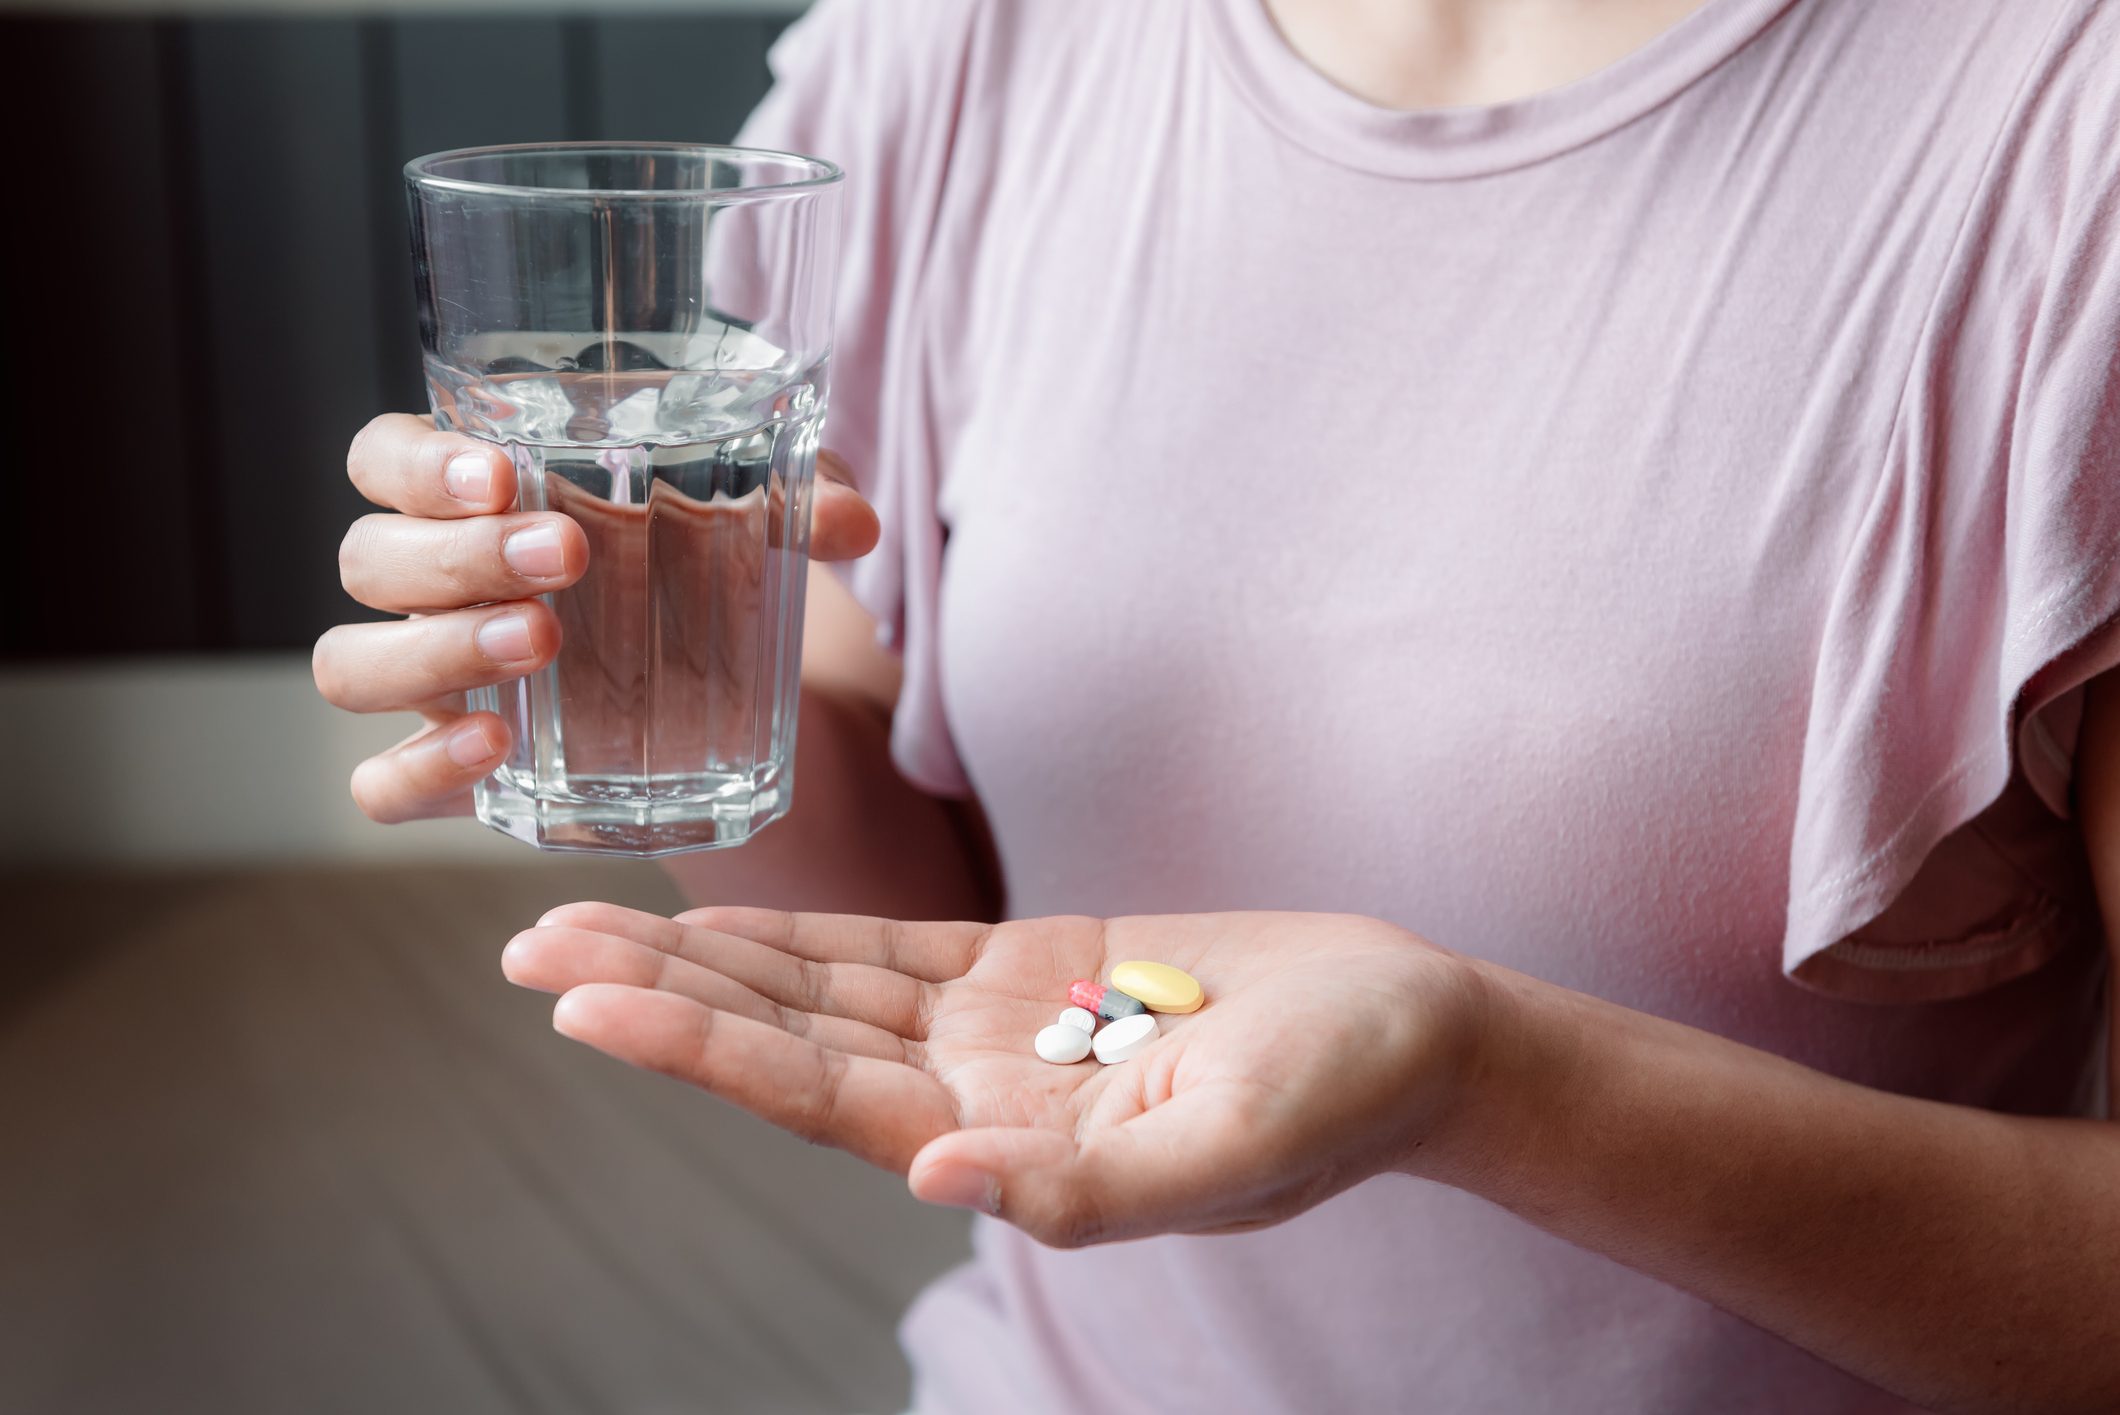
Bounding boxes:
[401,634,465,703]
[651,950,688,995]
[1040,1192,1107,1251]
[438,521,500,598]
[679,905,777,941]
[791,1051,848,1146]
[337,516,386,598]
[910,984,940,1042]
[792,957,832,1014]
[879,918,913,972]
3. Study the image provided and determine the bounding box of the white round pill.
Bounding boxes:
[1034,1023,1094,1065]
[1056,1006,1097,1033]
[1091,1012,1158,1065]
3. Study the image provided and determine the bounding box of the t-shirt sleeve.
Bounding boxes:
[1782,8,2120,1001]
[734,0,982,797]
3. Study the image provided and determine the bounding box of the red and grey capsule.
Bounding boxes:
[1067,978,1145,1021]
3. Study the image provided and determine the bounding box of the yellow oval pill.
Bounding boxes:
[1109,960,1203,1014]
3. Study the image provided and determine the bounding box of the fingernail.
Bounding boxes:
[502,522,567,578]
[475,612,535,663]
[444,718,502,768]
[918,1164,1001,1215]
[445,452,494,504]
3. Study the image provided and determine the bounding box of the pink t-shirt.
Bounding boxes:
[738,0,2120,1409]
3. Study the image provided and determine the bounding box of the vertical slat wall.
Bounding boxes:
[188,21,390,651]
[1,22,211,655]
[0,11,792,661]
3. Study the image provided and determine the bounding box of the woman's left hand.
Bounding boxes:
[503,904,1494,1246]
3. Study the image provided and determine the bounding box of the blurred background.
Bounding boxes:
[0,0,972,1410]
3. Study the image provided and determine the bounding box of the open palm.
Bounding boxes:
[504,903,1480,1245]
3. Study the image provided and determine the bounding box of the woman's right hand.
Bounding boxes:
[316,413,879,825]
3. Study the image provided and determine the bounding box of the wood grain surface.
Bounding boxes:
[0,863,971,1414]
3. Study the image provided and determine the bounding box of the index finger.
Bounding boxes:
[673,907,995,985]
[538,901,990,984]
[347,412,516,517]
[552,984,957,1171]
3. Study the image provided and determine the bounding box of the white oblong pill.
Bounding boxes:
[1056,1006,1097,1033]
[1091,1012,1158,1065]
[1034,1023,1094,1065]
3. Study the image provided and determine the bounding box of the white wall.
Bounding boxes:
[1,656,523,866]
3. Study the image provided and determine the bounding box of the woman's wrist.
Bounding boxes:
[660,685,993,920]
[1392,952,1590,1199]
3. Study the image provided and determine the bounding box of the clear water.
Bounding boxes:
[431,330,822,855]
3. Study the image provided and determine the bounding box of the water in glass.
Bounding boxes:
[430,325,823,854]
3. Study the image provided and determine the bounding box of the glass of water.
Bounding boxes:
[404,143,844,855]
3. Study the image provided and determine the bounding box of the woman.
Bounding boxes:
[314,0,2120,1409]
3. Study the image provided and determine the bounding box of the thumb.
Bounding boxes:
[908,1089,1284,1248]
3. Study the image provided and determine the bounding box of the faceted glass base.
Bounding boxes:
[473,769,786,857]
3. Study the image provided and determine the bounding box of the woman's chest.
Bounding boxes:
[914,76,1986,1002]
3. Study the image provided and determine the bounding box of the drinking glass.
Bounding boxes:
[404,142,844,854]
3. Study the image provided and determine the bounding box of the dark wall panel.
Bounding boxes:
[391,18,575,153]
[0,12,790,662]
[591,16,779,146]
[373,19,580,415]
[2,22,206,656]
[187,20,390,649]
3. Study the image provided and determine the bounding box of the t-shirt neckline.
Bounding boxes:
[1199,0,1804,180]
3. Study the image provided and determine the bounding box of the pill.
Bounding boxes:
[1057,1006,1098,1033]
[1067,979,1146,1021]
[1034,1023,1094,1065]
[1092,1013,1158,1065]
[1110,960,1204,1014]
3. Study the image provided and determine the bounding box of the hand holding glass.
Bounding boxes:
[404,143,844,855]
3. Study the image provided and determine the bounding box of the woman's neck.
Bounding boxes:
[1262,0,1712,108]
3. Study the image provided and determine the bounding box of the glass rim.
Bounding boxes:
[404,141,844,203]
